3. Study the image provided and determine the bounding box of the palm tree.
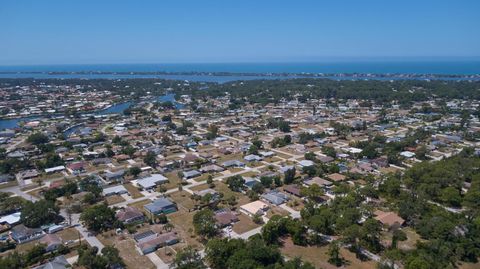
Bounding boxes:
[163,223,174,232]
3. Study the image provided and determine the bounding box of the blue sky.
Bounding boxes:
[1,0,479,65]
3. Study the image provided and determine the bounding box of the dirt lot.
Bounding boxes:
[164,171,184,190]
[167,191,195,211]
[280,237,377,269]
[97,232,156,269]
[232,213,261,234]
[168,208,203,250]
[57,227,82,241]
[156,246,176,264]
[105,195,126,205]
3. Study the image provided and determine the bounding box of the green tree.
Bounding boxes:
[226,175,245,192]
[143,151,158,168]
[284,167,296,184]
[129,166,142,178]
[27,132,49,145]
[171,246,206,269]
[21,199,60,228]
[193,209,218,238]
[80,203,116,233]
[328,241,343,266]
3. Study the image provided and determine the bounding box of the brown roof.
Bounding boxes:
[67,162,85,170]
[116,206,143,222]
[374,210,405,227]
[305,177,333,187]
[214,210,239,227]
[328,173,346,182]
[137,232,178,251]
[283,185,302,196]
[183,153,199,162]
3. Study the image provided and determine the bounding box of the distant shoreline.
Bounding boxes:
[0,70,478,78]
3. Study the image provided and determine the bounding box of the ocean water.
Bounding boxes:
[0,61,479,75]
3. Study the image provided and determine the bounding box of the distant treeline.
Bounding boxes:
[1,78,479,105]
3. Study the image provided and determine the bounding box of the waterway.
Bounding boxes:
[0,93,180,131]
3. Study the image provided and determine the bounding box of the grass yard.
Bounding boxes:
[13,238,42,254]
[193,172,220,182]
[156,246,176,264]
[0,181,18,189]
[286,197,305,211]
[275,152,293,159]
[266,206,290,219]
[382,227,423,251]
[26,187,47,199]
[232,213,261,234]
[167,191,195,211]
[123,183,144,198]
[98,233,155,269]
[57,227,82,241]
[213,182,250,206]
[247,162,263,168]
[105,195,126,205]
[281,237,377,269]
[227,167,245,173]
[168,209,203,250]
[164,171,184,190]
[217,153,243,164]
[128,199,153,215]
[190,184,210,192]
[239,171,259,178]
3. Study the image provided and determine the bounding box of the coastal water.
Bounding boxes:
[0,61,479,82]
[1,61,479,75]
[0,94,180,131]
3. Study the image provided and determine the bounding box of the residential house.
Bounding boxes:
[134,230,179,255]
[116,206,144,224]
[102,185,128,196]
[283,185,302,197]
[328,173,346,182]
[374,210,405,229]
[40,234,63,252]
[199,164,224,173]
[104,169,125,182]
[244,154,263,162]
[183,169,201,180]
[136,174,168,190]
[214,209,239,228]
[222,160,245,168]
[144,198,177,215]
[11,224,44,243]
[240,201,269,217]
[32,255,69,269]
[66,162,86,175]
[261,191,289,205]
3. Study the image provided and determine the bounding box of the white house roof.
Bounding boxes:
[137,174,168,189]
[102,185,128,196]
[44,166,65,173]
[240,201,269,215]
[0,212,21,225]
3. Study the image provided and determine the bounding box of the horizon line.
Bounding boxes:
[2,56,480,67]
